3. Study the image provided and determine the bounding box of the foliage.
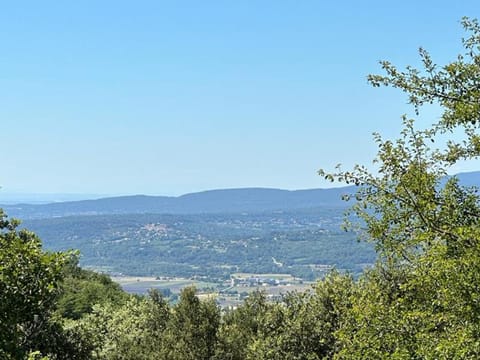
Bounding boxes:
[162,286,220,360]
[67,290,167,359]
[214,291,271,360]
[55,255,128,320]
[247,273,355,360]
[319,16,480,358]
[0,210,68,358]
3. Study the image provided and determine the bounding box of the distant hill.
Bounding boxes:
[2,171,478,219]
[451,171,480,187]
[1,187,355,219]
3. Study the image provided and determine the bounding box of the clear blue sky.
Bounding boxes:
[1,1,479,197]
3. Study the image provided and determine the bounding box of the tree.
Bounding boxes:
[319,17,480,358]
[246,273,354,360]
[0,210,68,358]
[214,291,270,360]
[70,289,170,360]
[55,255,127,320]
[162,286,220,360]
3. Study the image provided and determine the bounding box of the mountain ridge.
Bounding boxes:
[2,171,478,219]
[2,186,355,219]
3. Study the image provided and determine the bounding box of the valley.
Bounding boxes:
[22,207,375,283]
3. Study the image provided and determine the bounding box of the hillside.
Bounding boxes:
[3,171,478,220]
[2,186,354,219]
[23,208,375,280]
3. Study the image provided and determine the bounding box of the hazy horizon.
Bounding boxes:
[0,183,352,203]
[1,169,478,204]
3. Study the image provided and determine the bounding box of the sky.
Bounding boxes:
[0,1,479,198]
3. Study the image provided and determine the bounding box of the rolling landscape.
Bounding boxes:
[2,3,480,358]
[2,186,353,219]
[5,185,370,283]
[2,171,477,285]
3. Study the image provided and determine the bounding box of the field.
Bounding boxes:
[112,273,314,308]
[112,276,218,295]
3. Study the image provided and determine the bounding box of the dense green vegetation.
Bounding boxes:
[23,209,374,280]
[55,256,128,320]
[1,17,480,359]
[0,210,67,359]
